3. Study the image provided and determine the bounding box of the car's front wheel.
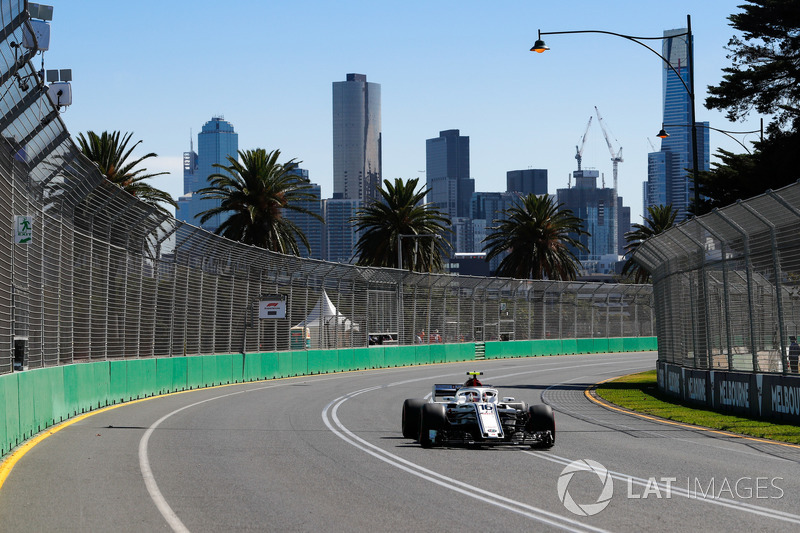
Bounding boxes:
[526,404,556,448]
[419,403,447,448]
[402,399,426,439]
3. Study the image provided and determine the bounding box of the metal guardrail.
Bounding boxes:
[635,181,800,374]
[0,0,654,375]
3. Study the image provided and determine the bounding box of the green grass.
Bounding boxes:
[595,370,800,445]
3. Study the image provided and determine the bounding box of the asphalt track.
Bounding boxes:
[1,352,800,532]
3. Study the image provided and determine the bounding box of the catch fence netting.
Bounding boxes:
[0,0,654,375]
[635,182,800,373]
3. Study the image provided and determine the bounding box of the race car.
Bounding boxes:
[401,372,556,448]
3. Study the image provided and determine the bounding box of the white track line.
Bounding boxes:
[322,387,610,533]
[323,360,800,528]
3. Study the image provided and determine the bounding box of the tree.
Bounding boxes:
[352,178,451,271]
[705,0,800,129]
[697,0,800,214]
[694,127,799,213]
[621,204,678,283]
[75,130,176,215]
[195,148,322,254]
[482,194,588,281]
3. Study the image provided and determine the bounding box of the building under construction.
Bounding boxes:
[557,109,631,271]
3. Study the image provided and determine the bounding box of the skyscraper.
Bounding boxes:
[557,170,618,263]
[426,129,474,219]
[507,169,547,197]
[470,191,518,273]
[644,28,709,221]
[323,197,362,264]
[182,135,198,195]
[281,170,324,260]
[617,196,631,256]
[332,74,382,204]
[176,137,199,223]
[176,116,239,232]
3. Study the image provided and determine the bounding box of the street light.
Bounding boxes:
[657,121,763,155]
[532,15,700,215]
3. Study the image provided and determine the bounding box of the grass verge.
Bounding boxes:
[595,369,800,445]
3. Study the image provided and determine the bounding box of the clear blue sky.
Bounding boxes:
[43,0,764,224]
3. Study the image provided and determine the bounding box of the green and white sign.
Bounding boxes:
[14,215,32,244]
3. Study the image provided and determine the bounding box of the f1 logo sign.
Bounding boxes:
[258,298,286,319]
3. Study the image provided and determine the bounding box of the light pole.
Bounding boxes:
[532,15,699,215]
[397,233,441,345]
[397,233,440,272]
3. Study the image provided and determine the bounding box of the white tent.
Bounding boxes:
[293,291,358,348]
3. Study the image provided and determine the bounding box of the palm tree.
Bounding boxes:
[75,130,176,215]
[621,204,678,283]
[195,148,322,254]
[352,178,451,271]
[482,194,588,280]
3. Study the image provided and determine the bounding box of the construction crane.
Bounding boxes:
[575,116,592,171]
[594,106,622,256]
[594,106,623,194]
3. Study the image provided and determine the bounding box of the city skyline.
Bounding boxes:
[44,1,765,226]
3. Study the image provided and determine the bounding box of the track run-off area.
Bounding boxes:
[1,352,800,532]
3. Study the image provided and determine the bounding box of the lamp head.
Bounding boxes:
[531,39,549,53]
[656,127,669,139]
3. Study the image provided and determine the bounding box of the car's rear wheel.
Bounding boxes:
[402,399,426,439]
[419,403,447,448]
[526,404,555,448]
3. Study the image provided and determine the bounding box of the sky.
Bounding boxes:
[42,0,765,225]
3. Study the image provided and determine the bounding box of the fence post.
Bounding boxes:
[739,201,787,373]
[714,209,760,371]
[695,219,734,369]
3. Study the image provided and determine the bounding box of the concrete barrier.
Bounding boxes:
[1,337,655,458]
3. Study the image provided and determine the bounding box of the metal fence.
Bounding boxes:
[0,0,654,375]
[635,181,800,374]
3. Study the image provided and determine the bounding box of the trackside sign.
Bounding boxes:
[258,295,286,319]
[657,362,800,423]
[14,215,32,244]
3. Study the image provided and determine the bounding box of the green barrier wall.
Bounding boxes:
[0,337,656,459]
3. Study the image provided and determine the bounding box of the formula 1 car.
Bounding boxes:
[401,372,555,448]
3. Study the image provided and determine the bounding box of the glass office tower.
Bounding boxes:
[176,116,238,232]
[281,171,324,260]
[644,28,709,221]
[332,74,382,204]
[426,129,474,219]
[507,169,547,197]
[323,196,362,264]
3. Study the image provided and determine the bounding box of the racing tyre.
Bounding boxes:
[402,399,426,439]
[526,404,556,448]
[418,403,447,448]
